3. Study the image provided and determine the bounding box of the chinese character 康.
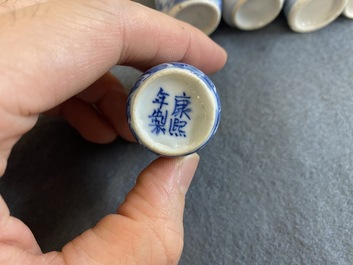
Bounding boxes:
[172,92,191,120]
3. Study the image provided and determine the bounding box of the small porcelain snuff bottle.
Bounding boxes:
[127,62,221,157]
[153,0,222,35]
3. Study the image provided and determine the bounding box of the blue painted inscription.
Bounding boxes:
[149,88,192,137]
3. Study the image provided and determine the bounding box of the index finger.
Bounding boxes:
[0,0,227,116]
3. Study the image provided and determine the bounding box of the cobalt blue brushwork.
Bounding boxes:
[127,62,221,157]
[149,88,191,137]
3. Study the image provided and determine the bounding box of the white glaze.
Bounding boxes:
[129,68,219,156]
[285,0,347,32]
[223,0,283,30]
[343,0,353,18]
[168,0,221,35]
[154,0,221,35]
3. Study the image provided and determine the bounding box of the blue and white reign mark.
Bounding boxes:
[149,87,192,137]
[127,62,221,156]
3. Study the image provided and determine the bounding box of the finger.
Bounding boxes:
[60,154,199,265]
[75,73,117,104]
[62,97,118,144]
[96,88,134,142]
[0,0,227,118]
[0,195,41,255]
[78,73,135,142]
[46,73,135,143]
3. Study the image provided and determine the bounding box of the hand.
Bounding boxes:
[0,0,227,264]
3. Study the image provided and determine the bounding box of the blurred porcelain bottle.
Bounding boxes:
[284,0,348,32]
[343,0,353,18]
[222,0,284,30]
[154,0,222,35]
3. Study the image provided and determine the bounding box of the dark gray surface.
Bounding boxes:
[1,14,353,265]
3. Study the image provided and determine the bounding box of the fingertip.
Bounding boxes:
[62,98,118,144]
[219,46,228,69]
[119,127,137,143]
[137,153,200,197]
[177,153,200,195]
[119,153,200,220]
[118,1,228,74]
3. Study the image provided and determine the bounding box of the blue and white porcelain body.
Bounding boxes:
[127,62,221,157]
[154,0,222,35]
[222,0,284,30]
[283,0,347,32]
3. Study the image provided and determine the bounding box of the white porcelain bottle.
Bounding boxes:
[223,0,284,30]
[343,0,353,18]
[154,0,222,35]
[284,0,348,32]
[127,63,221,157]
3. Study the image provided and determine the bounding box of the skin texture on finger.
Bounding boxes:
[0,196,41,255]
[94,87,135,142]
[46,73,135,143]
[61,97,118,144]
[0,0,226,174]
[0,0,52,14]
[0,0,227,117]
[73,72,135,142]
[0,0,221,263]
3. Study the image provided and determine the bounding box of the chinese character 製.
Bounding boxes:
[149,109,168,135]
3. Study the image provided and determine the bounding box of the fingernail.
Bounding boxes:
[177,153,200,195]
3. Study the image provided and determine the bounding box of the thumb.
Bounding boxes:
[61,153,199,265]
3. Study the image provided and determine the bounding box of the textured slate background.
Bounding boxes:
[1,9,353,265]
